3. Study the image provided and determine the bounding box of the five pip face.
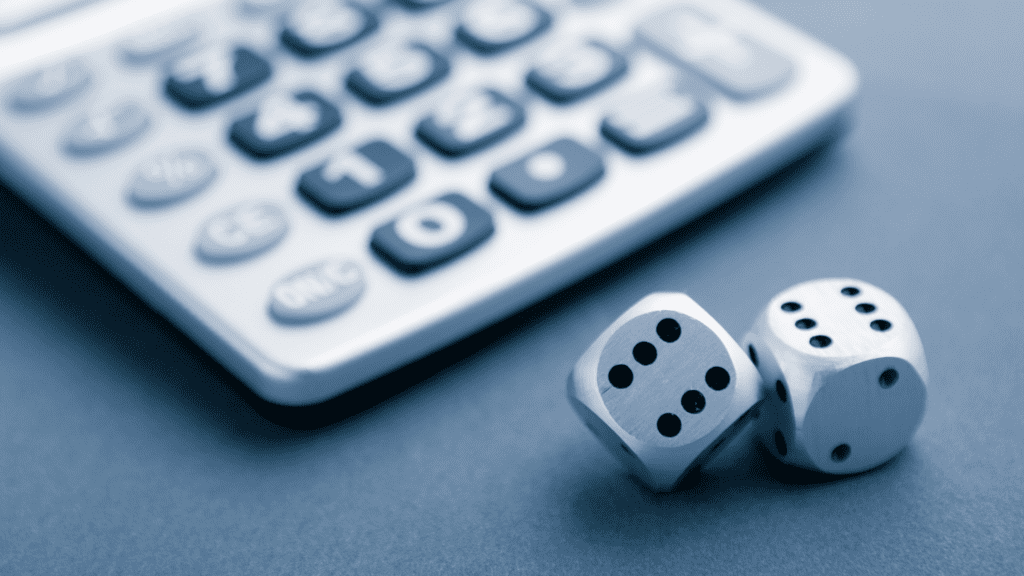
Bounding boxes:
[568,279,928,491]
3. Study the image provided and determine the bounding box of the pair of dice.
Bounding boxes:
[569,278,928,491]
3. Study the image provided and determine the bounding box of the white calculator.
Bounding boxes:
[0,0,858,405]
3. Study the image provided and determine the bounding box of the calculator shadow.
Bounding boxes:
[0,121,848,439]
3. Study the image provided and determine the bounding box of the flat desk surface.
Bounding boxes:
[2,1,1022,573]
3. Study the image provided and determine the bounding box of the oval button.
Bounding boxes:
[130,149,217,206]
[65,101,149,156]
[8,59,91,112]
[196,202,287,262]
[269,259,364,324]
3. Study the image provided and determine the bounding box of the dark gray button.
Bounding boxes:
[197,202,288,262]
[281,0,377,57]
[129,149,216,206]
[65,102,150,156]
[120,23,202,64]
[601,90,707,154]
[639,7,792,99]
[346,43,449,105]
[526,41,627,103]
[229,91,341,159]
[166,45,272,109]
[7,59,90,112]
[371,193,494,273]
[269,259,364,324]
[416,89,524,157]
[395,0,451,8]
[299,140,415,213]
[456,0,551,54]
[491,138,604,210]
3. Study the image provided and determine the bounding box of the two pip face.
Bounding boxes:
[569,279,929,491]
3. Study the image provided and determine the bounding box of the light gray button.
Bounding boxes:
[65,102,149,156]
[120,22,202,64]
[129,149,216,206]
[197,202,288,262]
[639,7,792,98]
[269,259,364,324]
[7,59,90,112]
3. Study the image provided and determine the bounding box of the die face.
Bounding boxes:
[570,292,763,491]
[766,278,918,362]
[803,356,926,474]
[597,310,737,447]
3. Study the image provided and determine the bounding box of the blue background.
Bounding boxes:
[2,0,1023,573]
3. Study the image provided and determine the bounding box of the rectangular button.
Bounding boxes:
[639,6,791,98]
[371,194,494,273]
[229,91,341,159]
[601,89,707,154]
[491,139,604,210]
[299,140,415,213]
[416,88,525,157]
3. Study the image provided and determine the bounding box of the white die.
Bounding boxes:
[569,293,763,492]
[742,278,928,475]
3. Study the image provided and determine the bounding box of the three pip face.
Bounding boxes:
[569,279,928,492]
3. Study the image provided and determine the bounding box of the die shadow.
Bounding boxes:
[556,433,919,547]
[0,122,849,450]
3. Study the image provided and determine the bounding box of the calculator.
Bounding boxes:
[0,0,858,405]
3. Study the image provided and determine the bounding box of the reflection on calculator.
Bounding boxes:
[0,0,858,405]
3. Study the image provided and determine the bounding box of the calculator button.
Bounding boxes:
[120,23,202,65]
[7,60,90,112]
[456,0,551,54]
[346,43,449,105]
[395,0,452,8]
[416,89,524,157]
[526,41,627,103]
[299,140,415,213]
[601,90,707,154]
[166,46,272,109]
[639,7,792,99]
[490,138,604,210]
[196,202,288,262]
[372,193,494,273]
[65,102,150,156]
[230,91,341,159]
[281,0,377,58]
[129,149,216,206]
[269,259,364,324]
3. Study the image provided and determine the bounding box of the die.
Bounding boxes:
[568,293,763,491]
[742,278,928,475]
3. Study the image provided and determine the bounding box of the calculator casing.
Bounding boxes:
[0,0,859,405]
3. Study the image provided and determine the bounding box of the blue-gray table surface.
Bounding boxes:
[2,1,1022,573]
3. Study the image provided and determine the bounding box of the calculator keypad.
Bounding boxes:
[639,6,792,98]
[346,43,449,105]
[526,41,628,104]
[166,45,272,109]
[299,140,415,214]
[8,60,91,112]
[197,202,289,263]
[456,0,552,54]
[281,0,378,58]
[601,89,708,154]
[491,139,604,210]
[268,259,364,324]
[229,91,341,159]
[371,193,494,273]
[416,89,525,157]
[129,149,217,206]
[64,102,150,156]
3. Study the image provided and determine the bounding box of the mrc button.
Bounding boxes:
[371,193,493,273]
[196,202,288,263]
[269,259,364,324]
[490,138,604,210]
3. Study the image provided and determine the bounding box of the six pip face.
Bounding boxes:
[597,310,736,447]
[766,279,902,358]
